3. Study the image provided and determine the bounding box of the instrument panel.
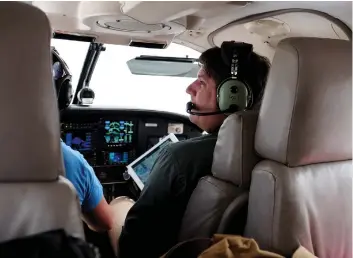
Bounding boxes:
[60,106,202,190]
[61,119,136,167]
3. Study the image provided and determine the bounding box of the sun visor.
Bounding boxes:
[127,55,199,78]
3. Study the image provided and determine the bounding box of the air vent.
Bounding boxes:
[129,40,167,49]
[96,18,171,33]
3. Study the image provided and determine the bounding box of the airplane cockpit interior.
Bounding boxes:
[0,1,352,258]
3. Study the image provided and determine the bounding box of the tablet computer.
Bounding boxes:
[126,133,179,190]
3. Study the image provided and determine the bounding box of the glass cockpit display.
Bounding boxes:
[104,120,134,146]
[107,152,129,165]
[63,131,92,152]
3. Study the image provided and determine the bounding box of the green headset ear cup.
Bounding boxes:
[217,78,253,112]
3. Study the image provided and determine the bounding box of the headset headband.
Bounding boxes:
[220,41,253,80]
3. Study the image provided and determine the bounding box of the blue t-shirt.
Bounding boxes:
[61,141,103,212]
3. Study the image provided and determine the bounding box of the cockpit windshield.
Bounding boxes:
[51,39,200,115]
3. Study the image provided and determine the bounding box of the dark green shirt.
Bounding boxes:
[119,134,218,258]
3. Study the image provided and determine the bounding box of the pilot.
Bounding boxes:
[52,47,114,232]
[118,42,271,257]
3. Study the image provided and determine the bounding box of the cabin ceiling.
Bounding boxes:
[30,1,352,60]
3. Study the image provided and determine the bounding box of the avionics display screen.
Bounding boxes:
[108,152,129,165]
[63,131,92,152]
[104,120,134,145]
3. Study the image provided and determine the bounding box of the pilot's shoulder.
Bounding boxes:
[167,134,218,159]
[171,134,218,149]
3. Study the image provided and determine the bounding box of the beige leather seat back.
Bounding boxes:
[178,111,260,241]
[0,2,84,242]
[244,38,352,257]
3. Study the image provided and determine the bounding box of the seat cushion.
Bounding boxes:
[212,111,259,187]
[0,176,84,243]
[244,160,352,257]
[255,38,352,167]
[178,176,245,241]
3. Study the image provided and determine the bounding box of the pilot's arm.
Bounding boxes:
[80,159,114,232]
[61,142,114,232]
[119,146,184,258]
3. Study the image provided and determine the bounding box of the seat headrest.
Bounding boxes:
[212,111,260,187]
[0,2,63,181]
[255,37,352,167]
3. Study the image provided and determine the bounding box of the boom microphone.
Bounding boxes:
[186,102,236,116]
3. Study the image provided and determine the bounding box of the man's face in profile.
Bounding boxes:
[185,67,225,132]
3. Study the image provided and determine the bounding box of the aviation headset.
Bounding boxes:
[52,47,73,110]
[216,41,254,113]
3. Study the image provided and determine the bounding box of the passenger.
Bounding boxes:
[118,42,271,257]
[52,48,114,232]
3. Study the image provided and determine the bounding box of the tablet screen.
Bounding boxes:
[127,134,179,190]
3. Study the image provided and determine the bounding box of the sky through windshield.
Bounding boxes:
[51,39,200,115]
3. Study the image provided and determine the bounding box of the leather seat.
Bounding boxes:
[178,111,260,241]
[244,37,352,257]
[0,2,84,242]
